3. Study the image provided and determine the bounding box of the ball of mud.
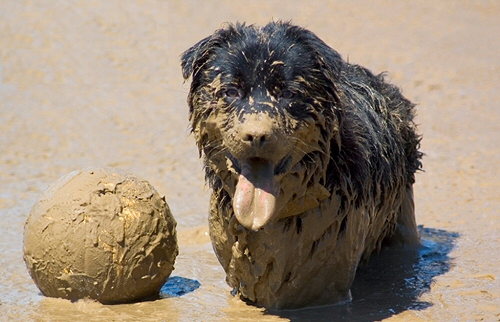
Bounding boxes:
[23,167,178,303]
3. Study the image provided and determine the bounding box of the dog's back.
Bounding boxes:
[182,21,422,309]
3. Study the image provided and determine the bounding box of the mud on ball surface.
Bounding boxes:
[23,167,178,303]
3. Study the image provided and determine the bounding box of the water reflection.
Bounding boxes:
[160,276,201,298]
[267,227,459,321]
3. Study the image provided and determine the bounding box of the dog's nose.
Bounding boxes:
[242,132,269,147]
[238,113,274,149]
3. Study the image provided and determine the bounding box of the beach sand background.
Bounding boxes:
[1,1,499,321]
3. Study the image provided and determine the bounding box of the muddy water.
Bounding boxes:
[1,1,499,321]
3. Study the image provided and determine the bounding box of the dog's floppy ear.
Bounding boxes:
[181,36,213,80]
[299,30,343,105]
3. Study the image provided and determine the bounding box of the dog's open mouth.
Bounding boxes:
[231,156,292,231]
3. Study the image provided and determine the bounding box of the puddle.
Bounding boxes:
[266,227,459,321]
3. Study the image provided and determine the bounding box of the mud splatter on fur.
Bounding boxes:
[181,21,422,309]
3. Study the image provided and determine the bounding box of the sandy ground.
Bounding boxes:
[1,1,499,321]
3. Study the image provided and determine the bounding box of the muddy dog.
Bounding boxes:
[181,21,422,309]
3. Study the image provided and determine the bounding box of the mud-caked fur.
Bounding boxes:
[181,21,422,309]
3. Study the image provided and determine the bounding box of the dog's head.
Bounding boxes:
[181,22,343,230]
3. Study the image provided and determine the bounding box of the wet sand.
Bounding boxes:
[1,1,499,321]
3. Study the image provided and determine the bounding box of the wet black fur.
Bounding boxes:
[182,21,421,209]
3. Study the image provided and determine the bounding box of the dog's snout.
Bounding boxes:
[227,112,290,162]
[237,113,274,149]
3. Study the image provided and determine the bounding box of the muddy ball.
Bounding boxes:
[23,167,178,303]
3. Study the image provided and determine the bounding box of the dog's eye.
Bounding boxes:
[216,87,240,99]
[225,88,240,98]
[279,89,295,99]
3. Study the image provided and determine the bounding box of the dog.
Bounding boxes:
[181,21,422,309]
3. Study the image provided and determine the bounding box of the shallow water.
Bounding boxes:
[273,227,460,321]
[1,1,500,321]
[0,226,460,321]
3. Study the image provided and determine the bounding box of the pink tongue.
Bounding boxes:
[233,159,278,230]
